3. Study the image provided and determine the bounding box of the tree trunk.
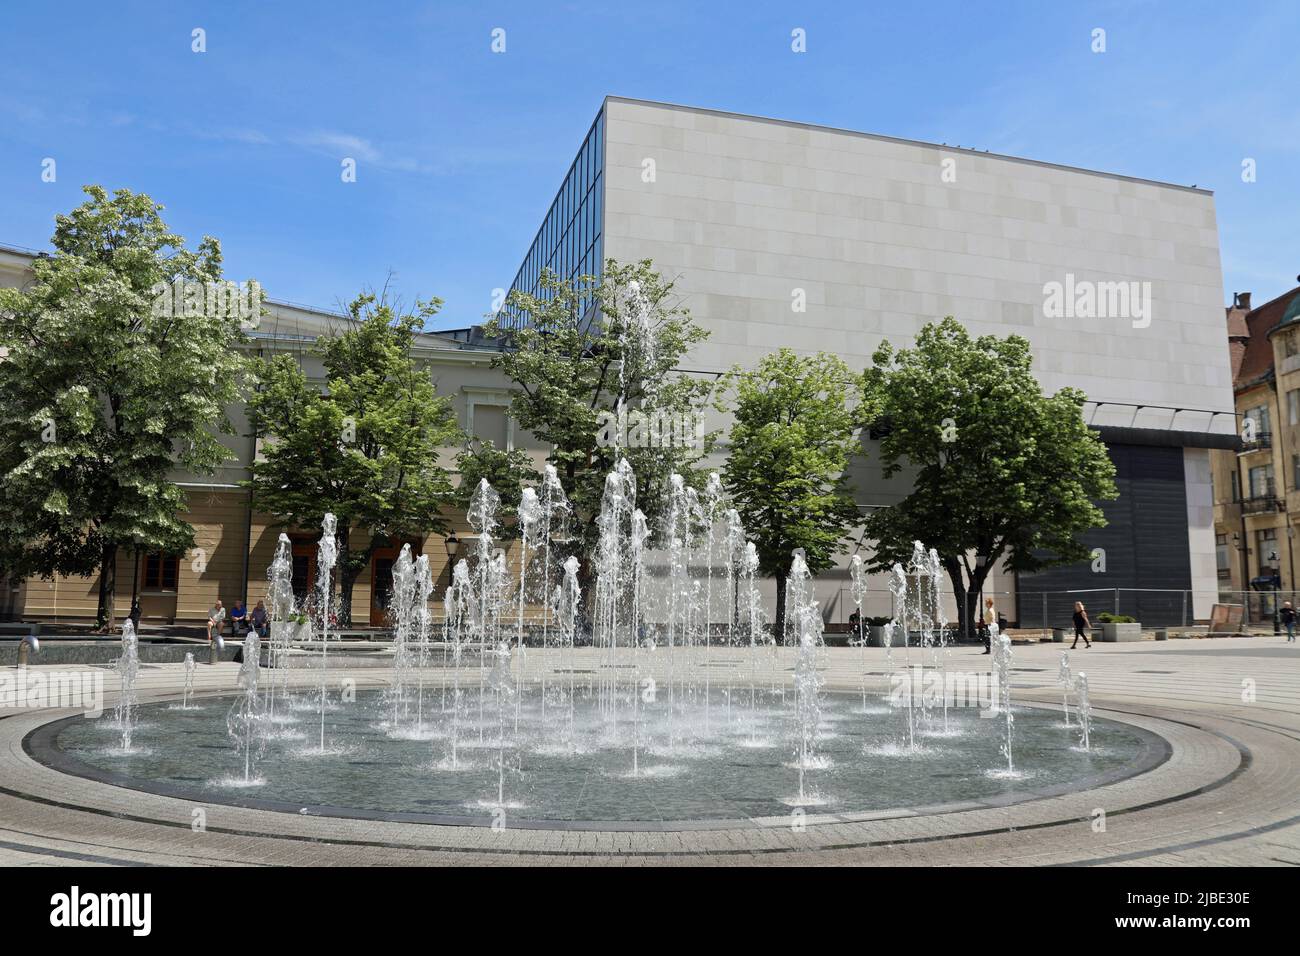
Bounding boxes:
[944,559,993,644]
[774,569,788,645]
[95,542,118,631]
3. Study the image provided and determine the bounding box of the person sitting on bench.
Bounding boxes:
[250,600,269,639]
[207,600,226,643]
[229,600,248,636]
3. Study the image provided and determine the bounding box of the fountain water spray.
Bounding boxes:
[486,641,514,807]
[315,513,338,753]
[446,559,474,768]
[787,552,824,804]
[593,460,636,729]
[740,541,765,739]
[1057,651,1073,726]
[1075,672,1092,751]
[886,563,914,750]
[266,533,296,719]
[516,486,542,713]
[926,546,951,731]
[850,553,867,674]
[182,652,196,710]
[386,544,417,729]
[992,626,1014,773]
[227,629,265,782]
[558,555,581,748]
[113,620,140,752]
[413,554,433,733]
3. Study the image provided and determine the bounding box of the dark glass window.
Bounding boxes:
[503,108,606,321]
[142,553,179,590]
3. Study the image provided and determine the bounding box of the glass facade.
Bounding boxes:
[500,108,604,328]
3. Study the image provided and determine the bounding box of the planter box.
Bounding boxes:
[1100,622,1143,642]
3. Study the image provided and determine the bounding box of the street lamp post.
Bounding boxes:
[443,533,460,593]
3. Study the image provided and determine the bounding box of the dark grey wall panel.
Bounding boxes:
[1016,444,1192,627]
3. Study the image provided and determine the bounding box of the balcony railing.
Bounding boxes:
[1238,431,1273,455]
[1242,494,1280,515]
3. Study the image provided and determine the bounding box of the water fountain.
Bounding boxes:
[992,627,1014,774]
[182,652,196,709]
[66,470,1151,828]
[886,563,914,750]
[315,513,338,753]
[413,554,433,734]
[266,532,296,720]
[385,544,417,730]
[113,620,140,752]
[516,486,542,714]
[787,552,824,805]
[850,552,867,693]
[557,555,581,748]
[227,630,264,783]
[1057,651,1073,726]
[1075,672,1092,751]
[486,641,513,807]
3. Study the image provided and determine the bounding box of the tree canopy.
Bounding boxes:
[860,316,1118,638]
[0,185,252,628]
[720,348,862,641]
[482,259,715,577]
[247,292,462,625]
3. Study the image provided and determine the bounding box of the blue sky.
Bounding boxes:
[0,0,1296,329]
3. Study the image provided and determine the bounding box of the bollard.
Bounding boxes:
[17,634,39,668]
[208,635,224,665]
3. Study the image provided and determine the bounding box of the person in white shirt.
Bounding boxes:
[981,596,997,655]
[207,600,226,643]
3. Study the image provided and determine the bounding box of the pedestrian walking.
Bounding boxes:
[1282,601,1297,643]
[1071,601,1093,649]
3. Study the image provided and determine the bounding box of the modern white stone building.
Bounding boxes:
[503,97,1238,626]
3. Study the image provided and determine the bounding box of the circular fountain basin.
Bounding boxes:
[33,687,1166,829]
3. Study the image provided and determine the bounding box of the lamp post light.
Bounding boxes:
[443,532,461,593]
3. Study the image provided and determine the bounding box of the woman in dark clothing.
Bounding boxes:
[1071,601,1092,649]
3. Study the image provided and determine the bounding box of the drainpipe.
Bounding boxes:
[240,425,257,610]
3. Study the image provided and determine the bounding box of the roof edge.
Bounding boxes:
[603,95,1215,197]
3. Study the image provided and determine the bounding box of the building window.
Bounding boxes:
[1245,404,1271,437]
[141,553,179,591]
[1257,528,1279,574]
[501,107,605,328]
[1294,455,1300,491]
[1287,332,1299,358]
[1290,390,1300,426]
[1248,464,1275,498]
[1231,471,1240,502]
[1216,533,1231,578]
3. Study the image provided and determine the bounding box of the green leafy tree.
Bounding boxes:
[0,186,251,629]
[482,260,715,588]
[860,317,1118,640]
[247,293,462,625]
[453,439,540,539]
[720,349,862,642]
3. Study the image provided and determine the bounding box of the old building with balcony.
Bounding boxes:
[1211,285,1300,616]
